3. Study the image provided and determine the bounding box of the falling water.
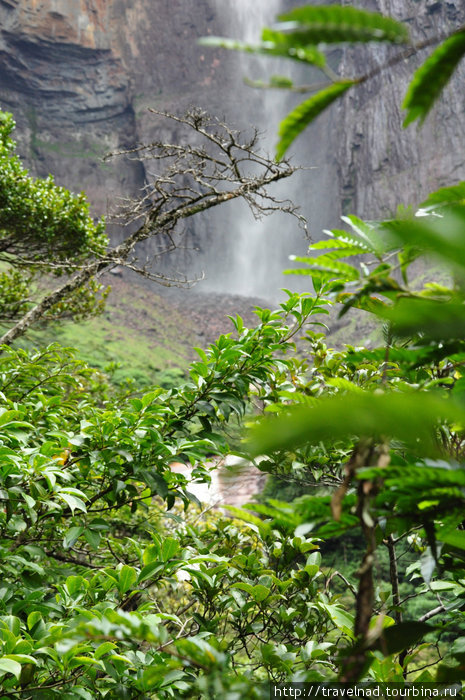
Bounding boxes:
[199,0,339,301]
[201,0,310,300]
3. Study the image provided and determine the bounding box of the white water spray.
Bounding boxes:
[203,0,310,300]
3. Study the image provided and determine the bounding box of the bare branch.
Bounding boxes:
[1,110,298,346]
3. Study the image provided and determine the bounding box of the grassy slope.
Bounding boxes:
[20,274,268,388]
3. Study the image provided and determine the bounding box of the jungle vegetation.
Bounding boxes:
[1,4,465,697]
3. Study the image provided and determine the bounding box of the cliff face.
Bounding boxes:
[335,0,465,219]
[0,0,223,213]
[1,0,465,286]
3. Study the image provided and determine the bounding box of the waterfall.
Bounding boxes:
[199,0,339,301]
[201,0,310,301]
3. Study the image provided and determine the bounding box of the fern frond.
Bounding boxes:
[276,81,354,159]
[342,215,386,256]
[403,30,465,126]
[198,36,325,67]
[277,5,409,44]
[420,181,465,211]
[289,255,360,281]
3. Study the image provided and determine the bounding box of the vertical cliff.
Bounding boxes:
[0,0,224,215]
[1,0,465,290]
[335,0,465,219]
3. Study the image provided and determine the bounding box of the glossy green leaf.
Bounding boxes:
[0,657,21,679]
[118,566,137,594]
[161,538,180,562]
[58,492,87,514]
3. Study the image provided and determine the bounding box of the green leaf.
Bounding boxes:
[2,616,20,635]
[118,566,137,594]
[376,298,465,340]
[58,493,87,514]
[288,254,360,282]
[27,612,41,630]
[403,31,465,126]
[383,211,465,272]
[251,584,270,602]
[138,561,164,584]
[199,35,325,67]
[277,5,409,44]
[420,181,465,211]
[63,526,84,549]
[249,392,465,458]
[262,29,326,66]
[437,529,465,551]
[342,215,387,256]
[161,537,180,562]
[0,657,22,680]
[276,81,354,159]
[380,622,434,655]
[66,576,86,596]
[94,642,117,660]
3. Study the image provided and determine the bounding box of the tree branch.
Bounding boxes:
[0,110,297,347]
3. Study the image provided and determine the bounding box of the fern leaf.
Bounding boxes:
[403,31,465,127]
[199,35,325,67]
[420,181,465,211]
[262,29,326,66]
[308,238,364,252]
[277,5,409,44]
[276,81,354,159]
[288,255,360,281]
[307,244,368,259]
[323,228,373,252]
[342,215,387,256]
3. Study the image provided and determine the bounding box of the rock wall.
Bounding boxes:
[1,0,465,273]
[0,0,224,214]
[335,0,465,219]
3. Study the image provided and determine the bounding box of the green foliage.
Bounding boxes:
[0,112,106,263]
[3,177,465,693]
[277,5,409,45]
[5,3,465,690]
[246,180,465,682]
[403,30,465,126]
[276,81,355,161]
[0,288,350,695]
[0,110,108,327]
[204,4,465,157]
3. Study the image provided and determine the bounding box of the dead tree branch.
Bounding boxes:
[0,110,298,346]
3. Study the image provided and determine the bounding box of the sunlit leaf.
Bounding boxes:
[379,621,434,654]
[420,181,465,211]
